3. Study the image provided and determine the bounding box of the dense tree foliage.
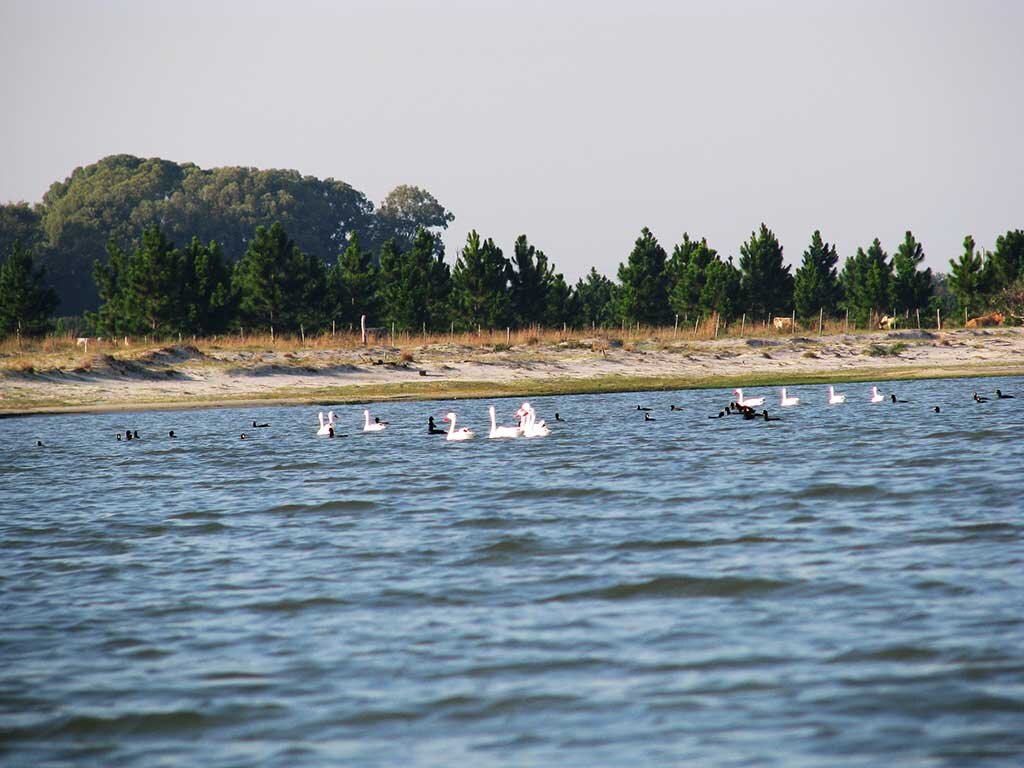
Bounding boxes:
[326,233,380,330]
[378,228,452,332]
[841,239,893,327]
[372,185,454,254]
[618,227,670,325]
[451,231,513,330]
[0,203,45,258]
[948,235,989,318]
[891,231,933,314]
[666,234,740,322]
[0,241,59,337]
[739,224,793,319]
[988,229,1024,287]
[793,230,842,322]
[574,268,618,328]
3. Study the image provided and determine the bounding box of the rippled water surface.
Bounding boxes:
[3,376,1024,767]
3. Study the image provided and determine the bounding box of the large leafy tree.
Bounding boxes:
[451,230,513,330]
[840,238,893,327]
[988,229,1024,288]
[232,222,326,336]
[574,268,618,328]
[371,185,454,254]
[738,223,793,319]
[891,231,933,315]
[792,230,842,322]
[617,227,671,325]
[948,235,988,318]
[378,228,451,332]
[327,232,380,329]
[0,203,45,260]
[0,241,59,337]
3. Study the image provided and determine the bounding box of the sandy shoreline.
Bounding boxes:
[3,328,1024,417]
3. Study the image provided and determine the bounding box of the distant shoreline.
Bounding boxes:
[3,328,1023,418]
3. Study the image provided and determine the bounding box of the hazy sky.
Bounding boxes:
[1,0,1021,280]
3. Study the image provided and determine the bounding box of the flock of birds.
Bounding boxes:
[33,385,1013,448]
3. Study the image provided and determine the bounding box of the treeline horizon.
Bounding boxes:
[0,154,1022,339]
[2,217,1022,341]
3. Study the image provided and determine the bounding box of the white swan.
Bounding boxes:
[443,412,475,441]
[828,385,846,405]
[870,386,884,404]
[780,387,800,407]
[488,405,522,439]
[733,388,765,407]
[363,409,387,432]
[316,410,336,436]
[515,402,551,437]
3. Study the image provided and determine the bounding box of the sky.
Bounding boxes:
[1,0,1022,281]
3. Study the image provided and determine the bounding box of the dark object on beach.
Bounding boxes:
[419,369,427,376]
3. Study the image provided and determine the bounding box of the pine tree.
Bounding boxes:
[127,224,185,333]
[739,223,793,320]
[574,268,617,328]
[617,227,670,325]
[988,229,1024,288]
[891,231,932,315]
[667,233,714,320]
[792,230,841,322]
[89,240,133,336]
[451,231,512,330]
[0,241,58,337]
[841,238,893,327]
[378,228,451,332]
[700,257,742,322]
[327,232,380,329]
[182,237,234,334]
[948,235,988,317]
[509,235,550,327]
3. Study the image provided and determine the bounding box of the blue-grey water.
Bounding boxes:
[2,376,1023,767]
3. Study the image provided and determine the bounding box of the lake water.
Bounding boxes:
[2,376,1023,767]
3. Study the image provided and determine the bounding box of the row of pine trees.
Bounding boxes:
[1,222,1022,339]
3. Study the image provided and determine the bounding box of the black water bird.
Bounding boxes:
[643,412,655,421]
[637,405,652,411]
[890,394,907,403]
[670,405,682,411]
[428,416,446,435]
[125,430,133,441]
[116,433,122,441]
[374,416,390,426]
[761,410,780,421]
[169,430,176,438]
[973,391,989,403]
[36,440,43,447]
[133,430,140,439]
[709,410,728,418]
[933,406,941,413]
[240,433,247,440]
[555,412,565,422]
[995,389,1014,399]
[252,420,269,428]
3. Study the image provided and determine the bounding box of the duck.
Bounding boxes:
[427,416,446,435]
[995,389,1014,399]
[375,416,389,426]
[443,412,475,441]
[709,410,728,418]
[133,430,140,440]
[870,386,884,404]
[636,405,652,411]
[252,420,269,428]
[168,430,176,438]
[116,433,122,441]
[973,391,989,403]
[554,412,565,422]
[363,409,387,432]
[733,388,765,407]
[890,393,907,403]
[36,440,43,447]
[933,406,941,413]
[669,405,683,411]
[761,409,780,421]
[488,405,523,438]
[240,433,247,440]
[780,388,800,407]
[125,429,133,441]
[643,412,655,422]
[827,385,846,405]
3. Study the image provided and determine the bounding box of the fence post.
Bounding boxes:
[506,327,511,344]
[693,315,700,337]
[714,314,720,338]
[361,315,367,346]
[332,320,336,339]
[916,308,920,329]
[937,308,941,330]
[845,309,849,334]
[818,307,823,335]
[740,313,746,336]
[674,314,679,337]
[791,309,795,333]
[391,321,395,346]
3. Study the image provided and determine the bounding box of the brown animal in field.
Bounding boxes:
[966,312,1004,328]
[772,317,794,330]
[878,315,897,330]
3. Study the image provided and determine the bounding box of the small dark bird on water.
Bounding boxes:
[428,416,446,435]
[933,406,941,413]
[125,430,133,441]
[555,412,565,422]
[973,391,989,402]
[375,417,389,426]
[36,440,43,447]
[643,412,655,421]
[995,389,1014,399]
[670,405,682,411]
[252,420,269,428]
[133,430,140,439]
[240,433,247,440]
[637,405,652,411]
[116,433,122,441]
[890,394,907,403]
[761,410,780,421]
[709,410,728,418]
[168,430,176,438]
